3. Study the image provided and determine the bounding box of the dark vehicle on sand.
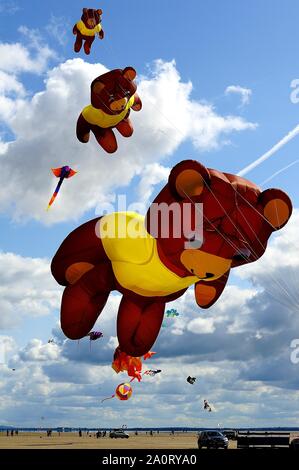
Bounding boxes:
[198,430,228,449]
[109,429,129,439]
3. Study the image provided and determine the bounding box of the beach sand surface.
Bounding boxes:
[1,432,297,449]
[0,432,235,449]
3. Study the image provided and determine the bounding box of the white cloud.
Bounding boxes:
[0,1,20,14]
[225,85,252,106]
[17,339,61,362]
[0,252,61,328]
[136,162,170,204]
[236,210,299,313]
[1,336,299,428]
[105,336,119,350]
[0,335,16,365]
[187,316,216,334]
[0,70,25,96]
[0,29,56,132]
[0,53,256,224]
[0,28,56,74]
[45,15,71,46]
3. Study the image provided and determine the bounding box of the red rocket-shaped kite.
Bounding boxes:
[47,166,77,210]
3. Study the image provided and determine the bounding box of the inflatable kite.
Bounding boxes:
[85,330,103,351]
[51,159,292,357]
[73,8,104,55]
[47,166,77,210]
[101,350,156,403]
[203,399,212,412]
[112,347,156,382]
[87,331,103,341]
[165,308,179,317]
[76,67,142,153]
[115,383,132,401]
[187,376,196,384]
[144,369,162,376]
[101,382,133,403]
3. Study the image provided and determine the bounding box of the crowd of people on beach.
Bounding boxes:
[6,429,18,436]
[79,429,107,438]
[3,428,192,437]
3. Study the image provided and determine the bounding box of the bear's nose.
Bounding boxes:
[205,272,214,278]
[110,97,128,111]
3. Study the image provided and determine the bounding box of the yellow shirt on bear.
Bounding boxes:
[82,95,135,129]
[98,212,198,297]
[76,20,102,37]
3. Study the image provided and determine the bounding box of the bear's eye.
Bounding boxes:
[108,94,115,102]
[233,247,251,261]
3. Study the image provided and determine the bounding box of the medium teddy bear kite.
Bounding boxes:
[76,67,142,154]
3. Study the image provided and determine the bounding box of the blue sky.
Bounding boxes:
[0,0,299,429]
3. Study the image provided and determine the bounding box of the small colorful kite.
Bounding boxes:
[87,331,103,341]
[144,369,162,377]
[86,330,103,351]
[165,308,179,318]
[101,348,156,403]
[112,347,156,382]
[187,376,196,384]
[47,166,77,210]
[203,399,212,412]
[101,382,133,403]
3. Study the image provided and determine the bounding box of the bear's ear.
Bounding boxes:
[97,9,103,15]
[169,160,210,199]
[259,188,292,230]
[92,80,105,94]
[123,67,137,81]
[82,8,88,15]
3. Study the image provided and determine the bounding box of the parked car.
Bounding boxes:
[109,429,129,439]
[198,430,228,449]
[222,430,237,440]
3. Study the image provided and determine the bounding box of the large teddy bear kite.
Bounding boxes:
[51,160,292,356]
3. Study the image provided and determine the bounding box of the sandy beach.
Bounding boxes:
[1,431,298,449]
[0,432,237,449]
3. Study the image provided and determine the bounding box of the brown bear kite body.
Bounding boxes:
[51,160,292,357]
[73,8,104,55]
[76,67,142,154]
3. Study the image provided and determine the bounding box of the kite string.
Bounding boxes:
[237,205,299,307]
[204,182,298,308]
[101,32,299,192]
[202,179,297,307]
[100,394,115,404]
[259,159,299,187]
[190,177,297,308]
[177,184,297,310]
[229,186,298,307]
